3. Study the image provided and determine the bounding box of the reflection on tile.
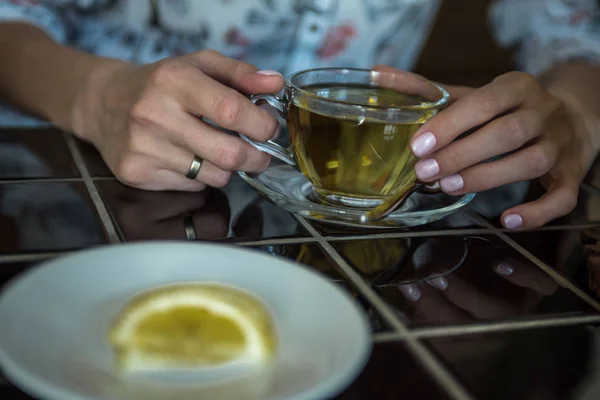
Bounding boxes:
[582,228,600,301]
[311,208,482,236]
[97,178,306,242]
[428,326,600,400]
[0,182,107,253]
[75,138,113,177]
[510,229,600,303]
[97,180,231,241]
[336,342,452,399]
[249,243,345,281]
[0,128,79,179]
[224,175,308,240]
[336,235,596,327]
[333,235,479,284]
[249,243,390,332]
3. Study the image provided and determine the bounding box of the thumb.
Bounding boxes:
[372,64,473,103]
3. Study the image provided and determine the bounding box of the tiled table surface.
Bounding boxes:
[2,128,600,400]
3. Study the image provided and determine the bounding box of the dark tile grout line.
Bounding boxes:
[295,216,475,400]
[472,214,600,312]
[234,237,318,246]
[97,198,127,242]
[372,315,600,342]
[0,252,70,264]
[64,134,121,243]
[372,332,407,342]
[322,228,496,241]
[0,177,117,184]
[316,224,600,243]
[215,222,600,246]
[0,177,83,184]
[409,314,600,340]
[373,312,600,344]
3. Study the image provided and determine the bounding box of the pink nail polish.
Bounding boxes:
[257,70,282,76]
[503,214,523,229]
[440,174,464,193]
[399,284,422,302]
[427,277,448,291]
[415,159,440,180]
[495,262,515,276]
[411,132,436,157]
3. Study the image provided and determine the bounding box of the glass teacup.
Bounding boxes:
[240,68,449,209]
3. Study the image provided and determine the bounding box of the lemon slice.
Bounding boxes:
[108,283,277,373]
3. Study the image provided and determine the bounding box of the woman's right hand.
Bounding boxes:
[74,50,283,191]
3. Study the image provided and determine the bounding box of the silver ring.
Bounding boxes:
[183,215,197,240]
[186,155,202,179]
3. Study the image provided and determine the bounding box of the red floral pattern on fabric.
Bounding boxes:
[316,22,356,59]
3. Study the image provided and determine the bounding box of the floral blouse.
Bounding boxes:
[0,0,599,126]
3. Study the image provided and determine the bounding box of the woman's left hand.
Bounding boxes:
[376,66,599,229]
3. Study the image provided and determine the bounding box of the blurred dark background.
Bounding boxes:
[415,0,514,87]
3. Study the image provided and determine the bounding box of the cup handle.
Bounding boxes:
[237,94,296,166]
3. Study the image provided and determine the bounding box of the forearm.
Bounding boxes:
[540,61,600,157]
[0,22,127,137]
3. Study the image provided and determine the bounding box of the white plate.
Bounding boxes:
[0,242,371,400]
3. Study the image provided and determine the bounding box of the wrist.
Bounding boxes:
[71,57,133,145]
[555,91,600,160]
[541,62,600,157]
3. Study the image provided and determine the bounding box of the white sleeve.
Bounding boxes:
[0,1,68,43]
[489,0,600,75]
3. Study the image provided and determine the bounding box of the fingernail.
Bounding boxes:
[257,70,282,76]
[427,277,448,291]
[495,262,515,276]
[411,132,436,157]
[440,174,464,193]
[503,214,523,229]
[415,159,440,180]
[399,284,422,302]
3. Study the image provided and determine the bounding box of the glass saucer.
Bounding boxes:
[238,163,476,229]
